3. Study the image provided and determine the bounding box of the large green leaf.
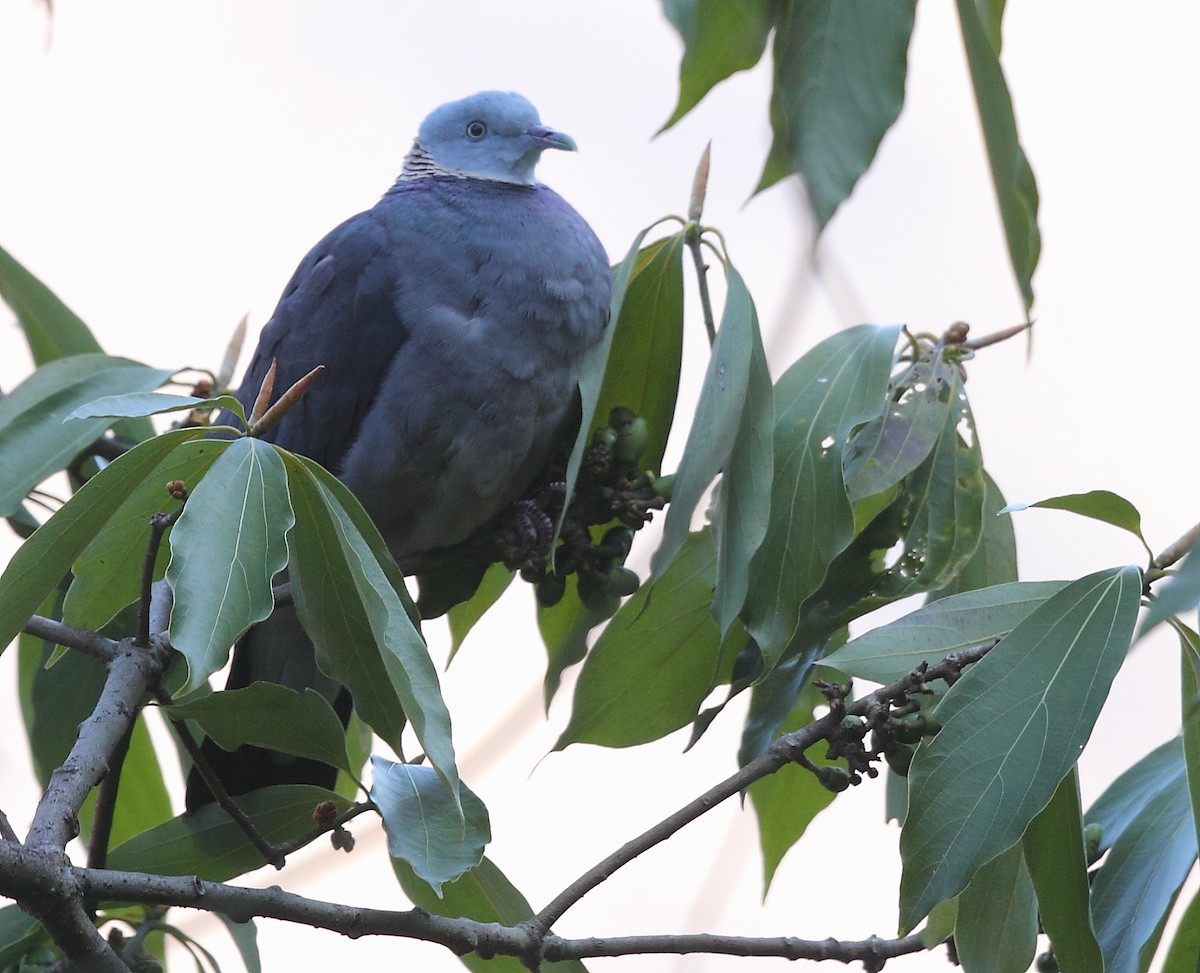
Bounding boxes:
[953,843,1037,973]
[1021,769,1103,973]
[931,468,1017,598]
[0,242,103,365]
[1161,886,1200,973]
[282,454,459,804]
[0,354,175,517]
[1087,737,1186,851]
[1008,488,1149,551]
[556,530,720,750]
[956,0,1040,313]
[370,757,490,895]
[393,856,588,973]
[757,0,916,229]
[660,0,775,128]
[0,427,205,653]
[538,575,611,710]
[899,565,1141,931]
[108,785,349,881]
[165,684,354,777]
[447,563,514,660]
[67,390,245,424]
[741,324,900,667]
[63,437,227,631]
[0,903,47,967]
[823,580,1067,684]
[167,437,294,690]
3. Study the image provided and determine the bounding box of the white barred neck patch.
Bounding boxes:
[398,139,536,185]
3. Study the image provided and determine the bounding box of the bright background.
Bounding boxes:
[1,3,1198,971]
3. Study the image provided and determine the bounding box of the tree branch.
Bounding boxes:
[22,614,120,663]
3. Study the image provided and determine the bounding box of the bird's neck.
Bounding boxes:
[397,139,540,187]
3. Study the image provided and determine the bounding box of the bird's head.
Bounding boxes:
[416,91,576,185]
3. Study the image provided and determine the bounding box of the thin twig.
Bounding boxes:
[0,810,19,842]
[1153,518,1200,571]
[136,507,184,648]
[22,615,120,663]
[961,319,1033,351]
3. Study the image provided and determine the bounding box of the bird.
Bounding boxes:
[185,91,611,809]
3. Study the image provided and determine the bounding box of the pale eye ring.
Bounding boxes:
[466,120,487,140]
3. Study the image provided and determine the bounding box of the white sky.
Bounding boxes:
[2,2,1199,971]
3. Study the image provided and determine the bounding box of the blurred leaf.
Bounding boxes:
[282,453,458,804]
[371,757,490,895]
[216,914,261,973]
[758,0,916,228]
[0,354,175,517]
[1178,621,1200,853]
[393,857,588,973]
[899,565,1141,931]
[538,572,612,709]
[108,785,349,881]
[954,843,1037,973]
[1005,489,1148,550]
[0,903,46,967]
[1142,538,1200,638]
[448,563,514,660]
[919,898,958,949]
[167,437,293,690]
[931,469,1018,598]
[165,684,354,776]
[738,647,840,767]
[0,427,205,654]
[823,580,1067,684]
[660,0,775,128]
[1161,886,1200,973]
[972,0,1006,53]
[63,437,226,631]
[1087,750,1196,973]
[1021,769,1103,973]
[747,676,839,893]
[1087,738,1186,852]
[956,0,1040,313]
[556,531,720,750]
[0,242,102,365]
[67,390,245,423]
[741,324,900,668]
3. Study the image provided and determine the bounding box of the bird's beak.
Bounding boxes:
[528,126,577,152]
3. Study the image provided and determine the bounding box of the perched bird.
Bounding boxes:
[186,91,611,809]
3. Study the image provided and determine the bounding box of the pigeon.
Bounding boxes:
[185,91,611,809]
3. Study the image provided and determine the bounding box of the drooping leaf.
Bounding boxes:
[67,390,245,423]
[899,565,1141,931]
[167,437,293,690]
[1087,737,1187,852]
[741,324,900,667]
[63,437,227,631]
[1177,621,1200,853]
[164,684,354,777]
[0,427,205,654]
[448,563,515,660]
[216,914,261,973]
[0,242,103,365]
[370,757,490,895]
[1004,489,1149,552]
[1160,886,1200,973]
[538,574,611,710]
[823,581,1067,684]
[660,0,776,129]
[758,0,917,229]
[282,454,459,804]
[953,843,1037,973]
[392,856,588,973]
[108,785,349,881]
[1021,769,1103,973]
[931,468,1018,598]
[956,0,1040,313]
[556,531,720,750]
[0,354,175,517]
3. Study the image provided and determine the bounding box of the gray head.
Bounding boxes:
[415,91,577,185]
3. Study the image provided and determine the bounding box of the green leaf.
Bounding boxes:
[282,454,459,804]
[0,903,47,967]
[757,0,917,229]
[919,898,958,949]
[1021,769,1103,973]
[1161,886,1200,973]
[955,0,1040,313]
[931,469,1018,598]
[747,677,839,893]
[1087,751,1197,973]
[538,573,610,710]
[67,390,245,423]
[108,785,349,882]
[446,563,513,660]
[0,427,205,654]
[556,531,720,750]
[1178,621,1200,854]
[165,684,354,776]
[823,581,1067,684]
[660,0,776,128]
[1006,488,1149,550]
[0,242,103,365]
[1142,538,1200,638]
[216,914,261,973]
[1087,737,1186,851]
[167,437,294,690]
[0,354,175,517]
[741,324,901,667]
[392,857,588,973]
[899,565,1141,931]
[63,437,227,631]
[953,843,1037,973]
[370,757,490,896]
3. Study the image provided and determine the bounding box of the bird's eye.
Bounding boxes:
[466,120,487,140]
